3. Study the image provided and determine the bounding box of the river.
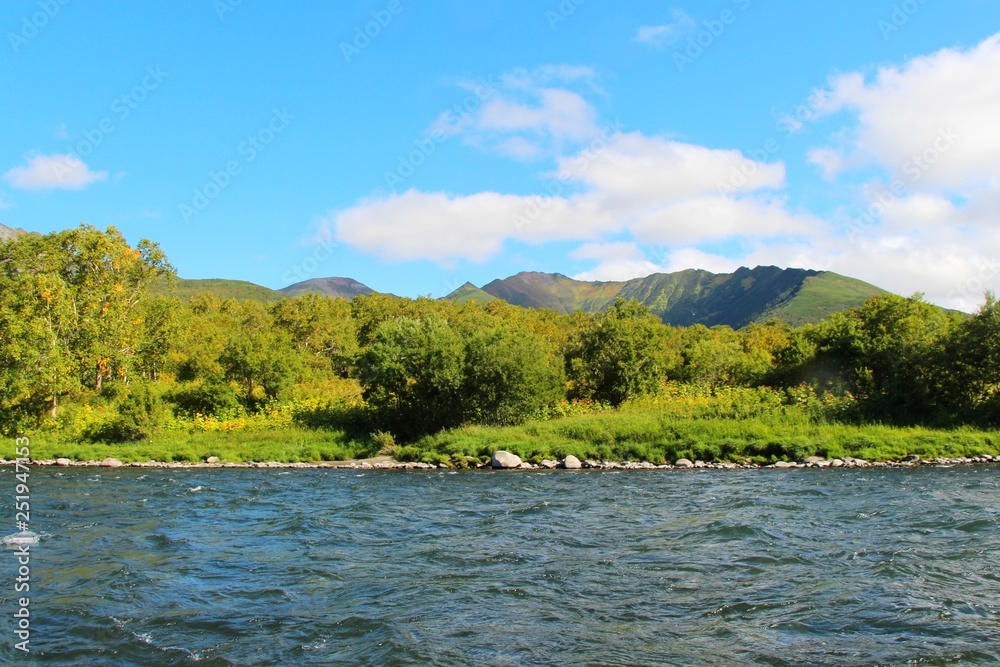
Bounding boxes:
[1,466,998,665]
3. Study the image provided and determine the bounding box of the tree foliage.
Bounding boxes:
[2,226,999,442]
[565,299,675,406]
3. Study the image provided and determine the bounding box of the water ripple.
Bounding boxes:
[1,466,998,665]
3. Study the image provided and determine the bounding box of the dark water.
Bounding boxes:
[1,466,998,666]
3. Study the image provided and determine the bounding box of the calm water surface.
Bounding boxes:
[1,466,998,665]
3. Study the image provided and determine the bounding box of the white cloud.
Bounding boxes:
[629,195,819,245]
[571,242,664,282]
[814,33,1000,191]
[807,147,846,181]
[3,154,108,191]
[557,132,785,206]
[635,9,696,47]
[433,65,604,159]
[330,190,618,263]
[329,134,799,265]
[798,32,1000,309]
[477,88,599,142]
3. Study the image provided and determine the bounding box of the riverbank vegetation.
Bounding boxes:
[3,226,999,464]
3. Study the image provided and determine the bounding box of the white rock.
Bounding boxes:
[491,450,522,469]
[562,455,582,469]
[674,458,694,468]
[55,458,73,467]
[101,457,123,468]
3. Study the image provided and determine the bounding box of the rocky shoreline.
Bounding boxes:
[1,451,997,471]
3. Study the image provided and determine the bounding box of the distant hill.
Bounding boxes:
[478,266,886,328]
[151,265,887,328]
[0,223,28,243]
[444,282,498,305]
[155,278,285,303]
[280,277,374,299]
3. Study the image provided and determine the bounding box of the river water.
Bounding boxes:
[1,466,998,665]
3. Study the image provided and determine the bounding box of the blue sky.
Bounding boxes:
[2,1,999,310]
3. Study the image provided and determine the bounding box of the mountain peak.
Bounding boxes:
[279,277,374,300]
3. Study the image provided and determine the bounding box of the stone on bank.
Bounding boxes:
[491,450,522,469]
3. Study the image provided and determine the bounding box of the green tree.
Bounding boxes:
[0,225,172,425]
[271,293,358,377]
[358,316,465,438]
[463,324,565,425]
[218,301,301,410]
[813,293,957,423]
[946,292,1000,422]
[565,299,674,406]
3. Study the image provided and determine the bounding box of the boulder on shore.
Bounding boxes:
[55,458,72,467]
[206,456,220,464]
[101,457,123,468]
[674,458,694,468]
[491,450,522,469]
[562,455,582,469]
[804,456,826,464]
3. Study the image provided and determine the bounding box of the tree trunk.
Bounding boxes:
[50,394,57,418]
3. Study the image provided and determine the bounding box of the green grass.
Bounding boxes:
[410,410,1000,466]
[768,272,886,326]
[22,405,1000,466]
[26,427,371,463]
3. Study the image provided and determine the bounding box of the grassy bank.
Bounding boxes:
[408,412,1000,466]
[24,428,370,464]
[23,407,1000,466]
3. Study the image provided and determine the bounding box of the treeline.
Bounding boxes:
[1,226,998,443]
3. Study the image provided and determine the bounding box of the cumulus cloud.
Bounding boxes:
[329,133,801,265]
[329,190,619,263]
[628,195,819,246]
[814,33,1000,191]
[3,154,108,191]
[557,132,785,205]
[634,9,696,47]
[801,32,1000,309]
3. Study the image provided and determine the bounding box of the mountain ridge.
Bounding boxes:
[466,266,886,328]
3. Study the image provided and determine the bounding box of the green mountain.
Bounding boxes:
[156,278,285,303]
[150,264,886,328]
[444,282,499,305]
[280,277,374,299]
[480,266,886,328]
